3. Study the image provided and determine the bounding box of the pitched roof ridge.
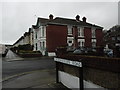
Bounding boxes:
[38,17,49,20]
[55,17,76,21]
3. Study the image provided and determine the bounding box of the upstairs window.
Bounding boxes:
[68,26,73,35]
[41,27,45,37]
[40,26,45,37]
[78,27,84,37]
[92,28,96,38]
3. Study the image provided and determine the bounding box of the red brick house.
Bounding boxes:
[33,14,103,56]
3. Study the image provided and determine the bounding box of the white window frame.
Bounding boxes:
[78,27,84,37]
[40,26,46,37]
[78,39,85,47]
[42,26,44,37]
[67,25,73,35]
[92,39,96,48]
[92,27,96,38]
[40,41,46,50]
[67,37,74,46]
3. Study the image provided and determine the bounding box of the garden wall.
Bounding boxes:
[55,54,120,90]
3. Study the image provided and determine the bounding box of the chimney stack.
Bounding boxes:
[75,15,80,21]
[49,14,54,20]
[82,17,86,22]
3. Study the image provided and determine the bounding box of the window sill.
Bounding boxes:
[78,36,84,38]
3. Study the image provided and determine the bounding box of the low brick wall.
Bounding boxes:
[56,54,120,89]
[57,54,120,73]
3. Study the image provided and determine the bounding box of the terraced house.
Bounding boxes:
[33,14,103,56]
[13,28,33,48]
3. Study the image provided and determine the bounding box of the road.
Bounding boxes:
[2,50,55,79]
[2,50,69,89]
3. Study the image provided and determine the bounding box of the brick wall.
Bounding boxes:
[84,27,92,47]
[46,24,67,52]
[96,29,103,46]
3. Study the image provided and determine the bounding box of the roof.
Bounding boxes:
[32,18,49,29]
[47,17,103,29]
[34,17,103,29]
[13,36,24,45]
[48,17,90,25]
[37,18,49,26]
[32,25,39,29]
[24,32,30,36]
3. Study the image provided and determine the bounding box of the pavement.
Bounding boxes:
[2,69,70,90]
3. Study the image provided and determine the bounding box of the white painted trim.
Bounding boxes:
[48,52,56,56]
[91,39,96,42]
[54,58,82,67]
[40,37,46,40]
[59,71,79,89]
[67,37,74,46]
[67,25,73,35]
[78,39,85,42]
[67,37,74,39]
[78,27,84,37]
[78,39,85,47]
[58,71,107,89]
[92,27,96,38]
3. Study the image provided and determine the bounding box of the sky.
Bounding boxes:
[1,1,119,45]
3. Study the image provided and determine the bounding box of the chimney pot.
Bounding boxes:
[75,15,80,21]
[49,14,54,20]
[82,17,86,22]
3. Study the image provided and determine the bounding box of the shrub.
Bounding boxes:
[19,50,41,54]
[18,44,33,51]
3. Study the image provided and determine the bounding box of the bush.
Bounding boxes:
[18,44,33,51]
[19,50,41,54]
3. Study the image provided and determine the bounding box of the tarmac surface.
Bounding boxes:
[2,50,70,90]
[2,69,69,89]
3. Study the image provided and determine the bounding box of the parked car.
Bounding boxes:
[73,49,83,54]
[107,50,113,57]
[73,47,87,54]
[104,49,113,57]
[73,47,97,55]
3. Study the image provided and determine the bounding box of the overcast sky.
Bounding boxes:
[1,1,119,45]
